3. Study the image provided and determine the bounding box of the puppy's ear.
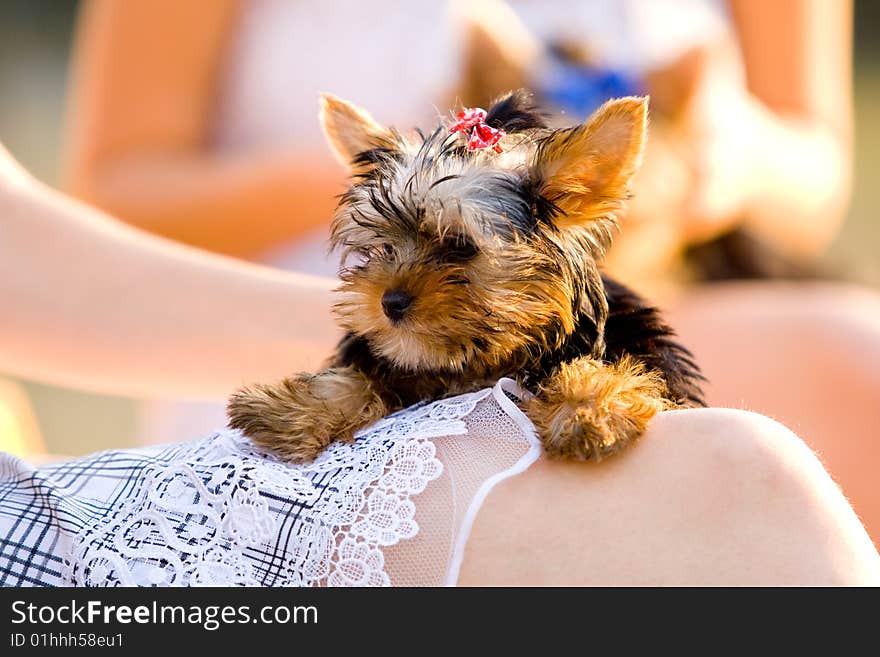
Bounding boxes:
[319,93,397,175]
[533,96,648,231]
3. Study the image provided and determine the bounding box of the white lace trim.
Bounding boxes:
[444,379,541,585]
[60,380,539,586]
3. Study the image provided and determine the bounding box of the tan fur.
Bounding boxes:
[534,96,648,229]
[227,367,387,463]
[335,240,578,373]
[319,93,397,174]
[525,355,669,461]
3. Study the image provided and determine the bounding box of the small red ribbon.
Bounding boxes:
[450,107,506,153]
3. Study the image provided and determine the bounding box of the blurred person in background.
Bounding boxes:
[61,0,880,543]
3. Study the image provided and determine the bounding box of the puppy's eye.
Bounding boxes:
[439,238,479,263]
[355,243,393,263]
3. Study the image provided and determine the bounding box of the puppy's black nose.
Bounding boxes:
[381,289,413,322]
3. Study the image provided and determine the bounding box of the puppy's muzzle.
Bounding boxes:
[381,289,413,323]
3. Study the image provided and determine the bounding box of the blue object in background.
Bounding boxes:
[536,52,644,121]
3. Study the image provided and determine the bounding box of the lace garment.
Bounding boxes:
[0,379,539,587]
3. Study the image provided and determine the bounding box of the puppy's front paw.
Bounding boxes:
[525,356,669,461]
[227,375,331,463]
[227,367,387,463]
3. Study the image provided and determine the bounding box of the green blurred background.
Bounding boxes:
[1,1,878,455]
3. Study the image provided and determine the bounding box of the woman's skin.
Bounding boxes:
[0,146,339,400]
[668,282,880,545]
[460,409,880,586]
[2,147,879,584]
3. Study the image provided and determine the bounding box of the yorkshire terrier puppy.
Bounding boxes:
[228,90,704,463]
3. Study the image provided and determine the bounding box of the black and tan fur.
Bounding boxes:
[228,90,705,463]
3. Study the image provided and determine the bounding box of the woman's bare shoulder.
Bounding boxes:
[457,408,880,586]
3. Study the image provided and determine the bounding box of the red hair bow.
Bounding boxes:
[450,107,506,153]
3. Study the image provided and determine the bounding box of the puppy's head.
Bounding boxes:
[321,90,647,372]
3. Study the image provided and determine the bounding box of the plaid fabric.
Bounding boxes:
[0,428,411,587]
[0,444,189,587]
[0,385,513,587]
